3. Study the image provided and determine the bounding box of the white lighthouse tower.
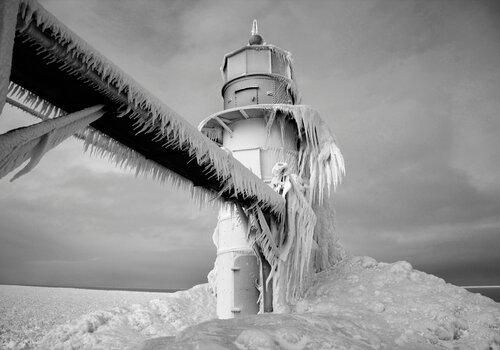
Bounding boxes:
[199,21,301,319]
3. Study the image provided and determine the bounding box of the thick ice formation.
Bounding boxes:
[200,104,346,309]
[260,105,345,308]
[142,257,500,350]
[34,284,216,350]
[0,0,18,115]
[0,285,186,350]
[3,0,285,216]
[2,259,498,349]
[269,164,317,306]
[296,257,500,349]
[0,105,105,181]
[198,104,346,204]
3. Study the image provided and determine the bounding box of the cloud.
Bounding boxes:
[1,0,499,289]
[0,109,217,289]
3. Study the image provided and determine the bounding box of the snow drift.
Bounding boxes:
[143,257,500,350]
[32,284,216,350]
[17,257,498,350]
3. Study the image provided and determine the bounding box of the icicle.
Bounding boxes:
[201,127,223,144]
[270,104,345,204]
[0,104,105,181]
[265,109,277,145]
[200,103,345,205]
[6,83,64,119]
[9,0,286,216]
[239,101,346,309]
[0,0,18,116]
[268,163,317,306]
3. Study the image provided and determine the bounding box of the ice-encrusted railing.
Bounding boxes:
[1,0,286,215]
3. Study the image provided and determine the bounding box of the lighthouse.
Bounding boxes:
[199,21,301,319]
[200,20,345,320]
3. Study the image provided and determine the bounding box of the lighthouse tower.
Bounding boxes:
[199,21,301,319]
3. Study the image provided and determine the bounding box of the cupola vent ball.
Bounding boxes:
[249,34,264,45]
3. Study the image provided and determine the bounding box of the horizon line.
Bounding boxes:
[0,283,183,292]
[1,283,499,290]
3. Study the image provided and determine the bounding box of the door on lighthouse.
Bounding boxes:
[232,254,260,317]
[235,87,258,107]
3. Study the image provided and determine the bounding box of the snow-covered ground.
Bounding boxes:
[0,284,215,349]
[1,257,499,349]
[149,257,500,349]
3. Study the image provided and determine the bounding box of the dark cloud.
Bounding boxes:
[1,0,499,289]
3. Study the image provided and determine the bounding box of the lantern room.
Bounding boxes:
[219,22,297,110]
[221,45,293,84]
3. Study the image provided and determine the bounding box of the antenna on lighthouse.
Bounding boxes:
[249,19,264,45]
[251,19,258,35]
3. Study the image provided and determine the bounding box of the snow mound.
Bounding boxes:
[297,257,500,349]
[141,257,500,350]
[0,285,189,350]
[154,312,396,350]
[34,284,216,350]
[6,258,498,349]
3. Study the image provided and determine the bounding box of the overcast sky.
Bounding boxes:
[1,0,499,290]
